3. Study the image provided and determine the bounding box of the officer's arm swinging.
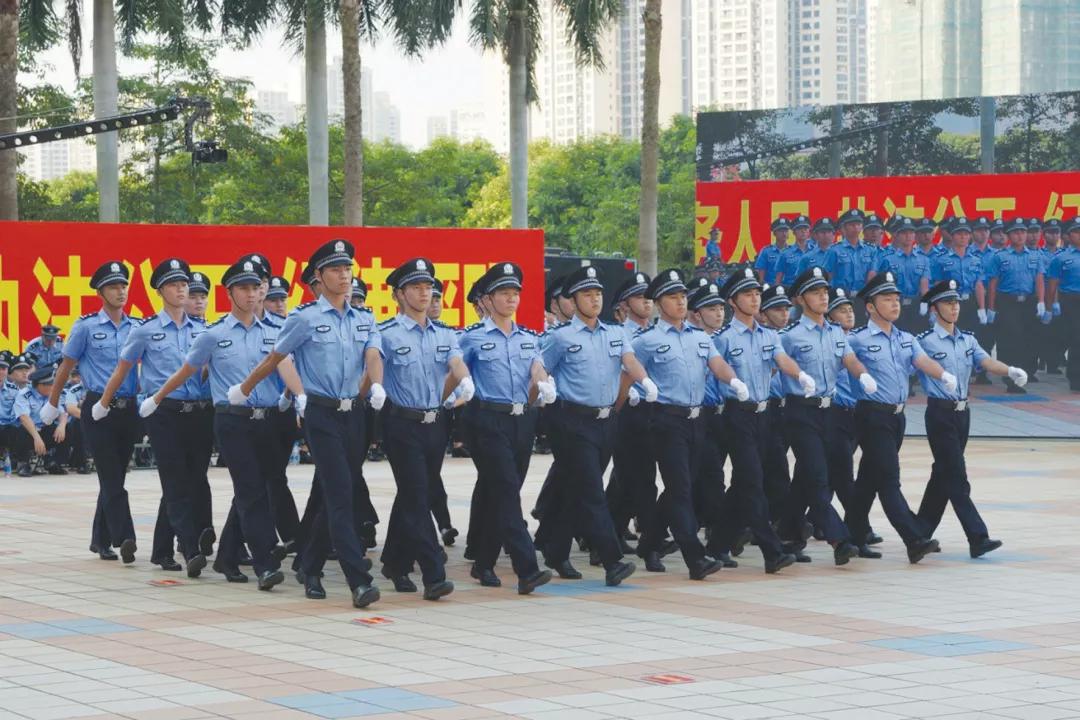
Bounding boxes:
[276,356,305,398]
[987,276,999,311]
[98,360,136,409]
[773,352,806,382]
[706,354,737,384]
[440,356,469,404]
[841,353,869,377]
[46,357,77,409]
[912,353,949,381]
[239,351,286,397]
[979,356,1014,378]
[151,363,200,403]
[528,359,550,404]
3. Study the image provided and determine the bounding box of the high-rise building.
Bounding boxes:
[373,92,401,144]
[613,0,690,138]
[449,106,488,144]
[256,89,299,132]
[18,138,97,182]
[427,116,450,144]
[787,0,870,107]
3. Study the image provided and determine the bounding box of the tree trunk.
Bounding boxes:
[0,0,17,220]
[980,96,995,173]
[874,104,890,176]
[828,104,843,178]
[508,7,528,229]
[305,12,329,225]
[637,0,661,275]
[340,0,363,226]
[93,0,119,222]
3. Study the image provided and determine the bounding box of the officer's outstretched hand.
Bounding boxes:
[986,309,997,324]
[641,377,659,402]
[729,378,750,402]
[1036,302,1046,317]
[919,302,928,317]
[295,393,308,418]
[369,383,386,411]
[91,402,110,421]
[977,308,988,325]
[1053,302,1062,317]
[537,377,557,405]
[941,372,958,394]
[139,397,158,418]
[39,403,60,426]
[227,383,249,406]
[627,386,641,407]
[859,373,878,395]
[1007,366,1029,387]
[277,393,292,412]
[457,376,475,403]
[797,371,817,398]
[1040,311,1052,325]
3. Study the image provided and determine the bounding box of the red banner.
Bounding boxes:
[0,222,545,350]
[695,171,1080,264]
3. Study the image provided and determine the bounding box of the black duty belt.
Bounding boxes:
[730,400,770,414]
[85,391,135,410]
[560,400,614,420]
[1000,292,1031,302]
[786,394,833,409]
[654,403,702,419]
[768,397,785,410]
[927,397,969,412]
[387,405,442,424]
[215,404,275,420]
[858,399,906,415]
[307,394,361,412]
[472,399,533,416]
[159,398,212,413]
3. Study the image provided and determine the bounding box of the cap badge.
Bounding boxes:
[669,270,678,281]
[709,284,717,294]
[949,280,957,289]
[334,241,345,252]
[111,263,120,272]
[417,259,426,270]
[813,267,822,278]
[587,267,597,278]
[776,286,785,295]
[170,260,179,269]
[744,268,753,279]
[244,262,253,272]
[885,272,894,282]
[503,263,513,274]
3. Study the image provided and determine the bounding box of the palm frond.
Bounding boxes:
[188,0,216,34]
[220,0,277,46]
[115,0,146,53]
[19,0,59,53]
[552,0,621,68]
[64,0,82,79]
[468,0,500,52]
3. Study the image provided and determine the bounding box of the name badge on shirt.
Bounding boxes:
[436,345,450,353]
[263,338,275,345]
[901,341,912,349]
[836,341,846,349]
[396,346,411,355]
[568,344,582,353]
[1064,259,1074,266]
[698,342,709,349]
[481,342,496,351]
[868,345,881,353]
[798,345,812,353]
[763,344,775,352]
[610,340,623,347]
[315,325,331,333]
[92,332,107,340]
[657,344,671,354]
[932,351,947,360]
[520,342,535,350]
[217,340,233,348]
[729,348,743,357]
[356,324,370,331]
[151,332,166,341]
[965,348,975,356]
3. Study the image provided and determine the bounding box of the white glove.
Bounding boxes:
[797,371,817,398]
[39,403,60,425]
[627,386,641,407]
[537,377,557,405]
[987,309,997,324]
[1053,302,1062,317]
[139,397,158,418]
[729,377,750,402]
[277,393,291,412]
[295,393,307,418]
[859,373,878,395]
[941,371,958,394]
[456,376,475,403]
[640,377,659,403]
[227,383,249,406]
[919,302,928,317]
[977,308,988,325]
[1036,302,1046,317]
[1008,366,1028,387]
[1040,311,1052,325]
[369,382,387,411]
[91,402,110,421]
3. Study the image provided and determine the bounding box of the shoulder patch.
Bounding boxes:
[296,301,317,312]
[916,329,932,339]
[206,317,226,329]
[377,319,399,331]
[78,311,97,321]
[463,322,484,333]
[851,325,869,334]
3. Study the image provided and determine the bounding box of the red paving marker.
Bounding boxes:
[352,617,393,626]
[148,579,184,587]
[643,674,695,685]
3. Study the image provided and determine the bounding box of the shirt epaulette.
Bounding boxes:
[546,321,571,333]
[268,311,287,321]
[378,318,399,330]
[295,301,317,312]
[961,329,976,337]
[463,322,484,333]
[431,319,454,330]
[16,387,30,397]
[851,325,868,334]
[205,317,226,329]
[827,320,842,329]
[519,326,540,336]
[916,329,932,339]
[78,312,97,321]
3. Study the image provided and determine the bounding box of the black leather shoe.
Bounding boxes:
[833,542,859,566]
[119,538,137,564]
[45,464,67,475]
[731,529,752,557]
[383,572,417,593]
[907,538,940,564]
[352,584,381,608]
[857,545,882,559]
[423,580,454,601]
[270,545,288,563]
[93,546,118,561]
[198,527,215,557]
[715,552,738,568]
[470,564,501,587]
[545,560,581,579]
[605,560,636,586]
[969,538,1002,559]
[212,558,249,582]
[518,570,552,595]
[238,553,253,566]
[689,557,723,580]
[659,539,678,557]
[440,527,459,546]
[257,570,285,591]
[15,463,32,477]
[154,557,182,571]
[865,531,884,546]
[185,554,206,578]
[643,551,665,573]
[784,544,812,563]
[304,575,326,599]
[589,548,602,567]
[765,553,797,574]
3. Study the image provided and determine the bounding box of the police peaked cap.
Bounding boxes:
[857,271,900,301]
[645,268,688,300]
[222,259,263,288]
[760,284,792,311]
[791,266,830,297]
[91,261,130,290]
[267,276,290,299]
[719,267,762,299]
[615,271,651,303]
[150,258,191,289]
[188,272,211,295]
[482,262,524,293]
[923,279,960,306]
[310,239,354,271]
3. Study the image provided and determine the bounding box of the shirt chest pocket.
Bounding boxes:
[215,340,238,360]
[390,346,418,366]
[565,344,589,364]
[607,339,625,358]
[89,333,113,351]
[148,335,174,354]
[352,327,370,345]
[312,325,338,344]
[435,345,451,363]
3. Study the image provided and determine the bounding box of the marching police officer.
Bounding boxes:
[986,218,1046,393]
[142,258,291,590]
[235,239,384,608]
[25,324,63,367]
[459,262,554,594]
[846,271,954,563]
[43,262,139,563]
[915,279,1026,558]
[758,284,794,525]
[265,276,290,317]
[538,265,645,585]
[1048,217,1080,392]
[755,217,790,285]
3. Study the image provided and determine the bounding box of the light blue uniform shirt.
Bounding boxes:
[541,316,632,407]
[776,240,817,281]
[877,248,930,298]
[779,316,852,398]
[460,317,543,404]
[0,382,22,425]
[379,314,463,410]
[823,241,877,293]
[13,386,50,428]
[1048,247,1080,293]
[25,337,64,366]
[713,318,785,403]
[985,247,1042,295]
[632,318,718,407]
[185,313,283,407]
[63,383,86,410]
[846,322,927,405]
[63,310,138,396]
[274,296,380,399]
[120,310,204,401]
[256,312,286,395]
[834,368,857,408]
[915,324,989,400]
[754,244,785,285]
[931,249,984,297]
[797,244,833,276]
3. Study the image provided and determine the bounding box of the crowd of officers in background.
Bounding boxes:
[0,209,1072,608]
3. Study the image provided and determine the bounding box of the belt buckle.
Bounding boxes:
[511,402,525,416]
[755,401,768,413]
[251,408,266,420]
[820,396,832,409]
[181,401,195,413]
[338,398,353,412]
[421,410,438,424]
[688,406,701,420]
[596,407,611,420]
[1017,294,1027,302]
[955,400,967,411]
[902,298,912,306]
[960,293,970,301]
[715,404,725,415]
[114,398,129,409]
[894,403,905,414]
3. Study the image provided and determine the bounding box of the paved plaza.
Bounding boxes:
[1,435,1079,720]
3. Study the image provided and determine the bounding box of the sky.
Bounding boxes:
[32,9,498,149]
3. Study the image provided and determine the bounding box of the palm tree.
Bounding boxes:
[637,0,660,275]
